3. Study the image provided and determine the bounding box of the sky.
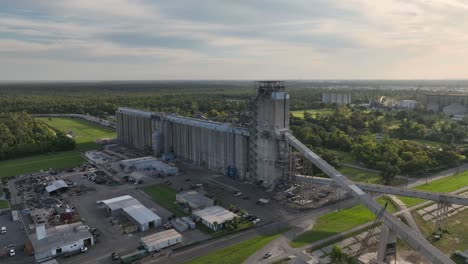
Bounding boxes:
[1,0,468,81]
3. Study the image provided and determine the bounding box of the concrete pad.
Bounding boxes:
[348,243,361,253]
[417,209,426,215]
[422,214,433,221]
[355,231,369,241]
[339,237,357,247]
[321,245,334,254]
[310,250,324,259]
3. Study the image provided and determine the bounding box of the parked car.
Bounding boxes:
[252,218,261,224]
[233,191,243,197]
[263,252,272,259]
[9,249,15,257]
[1,226,6,234]
[242,196,250,200]
[111,252,120,260]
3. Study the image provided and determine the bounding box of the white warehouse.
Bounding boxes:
[192,206,236,231]
[140,229,182,252]
[29,223,93,263]
[99,195,161,232]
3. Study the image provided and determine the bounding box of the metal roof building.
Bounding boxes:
[29,222,93,263]
[122,204,162,231]
[192,206,236,231]
[140,229,182,252]
[45,180,69,194]
[100,195,162,231]
[176,190,214,210]
[101,195,140,214]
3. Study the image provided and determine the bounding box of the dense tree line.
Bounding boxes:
[291,107,466,183]
[0,81,435,119]
[0,112,75,160]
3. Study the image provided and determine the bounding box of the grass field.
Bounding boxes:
[184,233,282,264]
[398,170,468,207]
[291,109,333,119]
[37,117,115,151]
[0,200,9,209]
[329,149,358,165]
[339,166,382,184]
[0,118,115,178]
[412,209,468,261]
[290,196,398,248]
[143,184,188,217]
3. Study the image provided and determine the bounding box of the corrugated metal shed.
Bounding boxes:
[123,204,161,225]
[140,229,181,247]
[192,206,235,225]
[176,190,213,210]
[102,195,140,212]
[45,180,69,193]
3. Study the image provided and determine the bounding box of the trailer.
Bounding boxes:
[119,249,147,264]
[140,229,182,252]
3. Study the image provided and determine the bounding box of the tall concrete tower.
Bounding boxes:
[250,81,290,188]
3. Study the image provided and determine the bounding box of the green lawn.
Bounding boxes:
[290,196,398,248]
[0,200,9,209]
[412,209,468,261]
[0,117,115,178]
[339,166,382,184]
[329,149,358,165]
[407,139,446,148]
[37,117,115,151]
[291,109,333,119]
[398,170,468,207]
[143,184,188,217]
[185,233,282,264]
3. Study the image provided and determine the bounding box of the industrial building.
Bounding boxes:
[176,190,214,210]
[29,222,94,263]
[426,94,468,114]
[140,229,182,252]
[122,204,162,231]
[45,180,69,194]
[322,93,352,105]
[397,100,417,109]
[100,195,161,231]
[119,156,178,175]
[192,205,236,231]
[116,81,289,188]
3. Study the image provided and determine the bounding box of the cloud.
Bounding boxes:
[1,0,468,80]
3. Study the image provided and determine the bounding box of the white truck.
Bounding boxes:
[140,229,182,252]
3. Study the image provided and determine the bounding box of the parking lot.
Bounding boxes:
[0,213,33,264]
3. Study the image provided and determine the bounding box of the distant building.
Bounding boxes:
[322,93,351,105]
[398,100,417,109]
[426,94,468,113]
[176,190,214,210]
[29,222,94,263]
[192,206,236,231]
[443,103,468,115]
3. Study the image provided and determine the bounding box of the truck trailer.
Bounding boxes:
[140,229,182,252]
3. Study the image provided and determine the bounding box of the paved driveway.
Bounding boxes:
[0,213,34,264]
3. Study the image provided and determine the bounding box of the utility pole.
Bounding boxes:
[276,205,280,233]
